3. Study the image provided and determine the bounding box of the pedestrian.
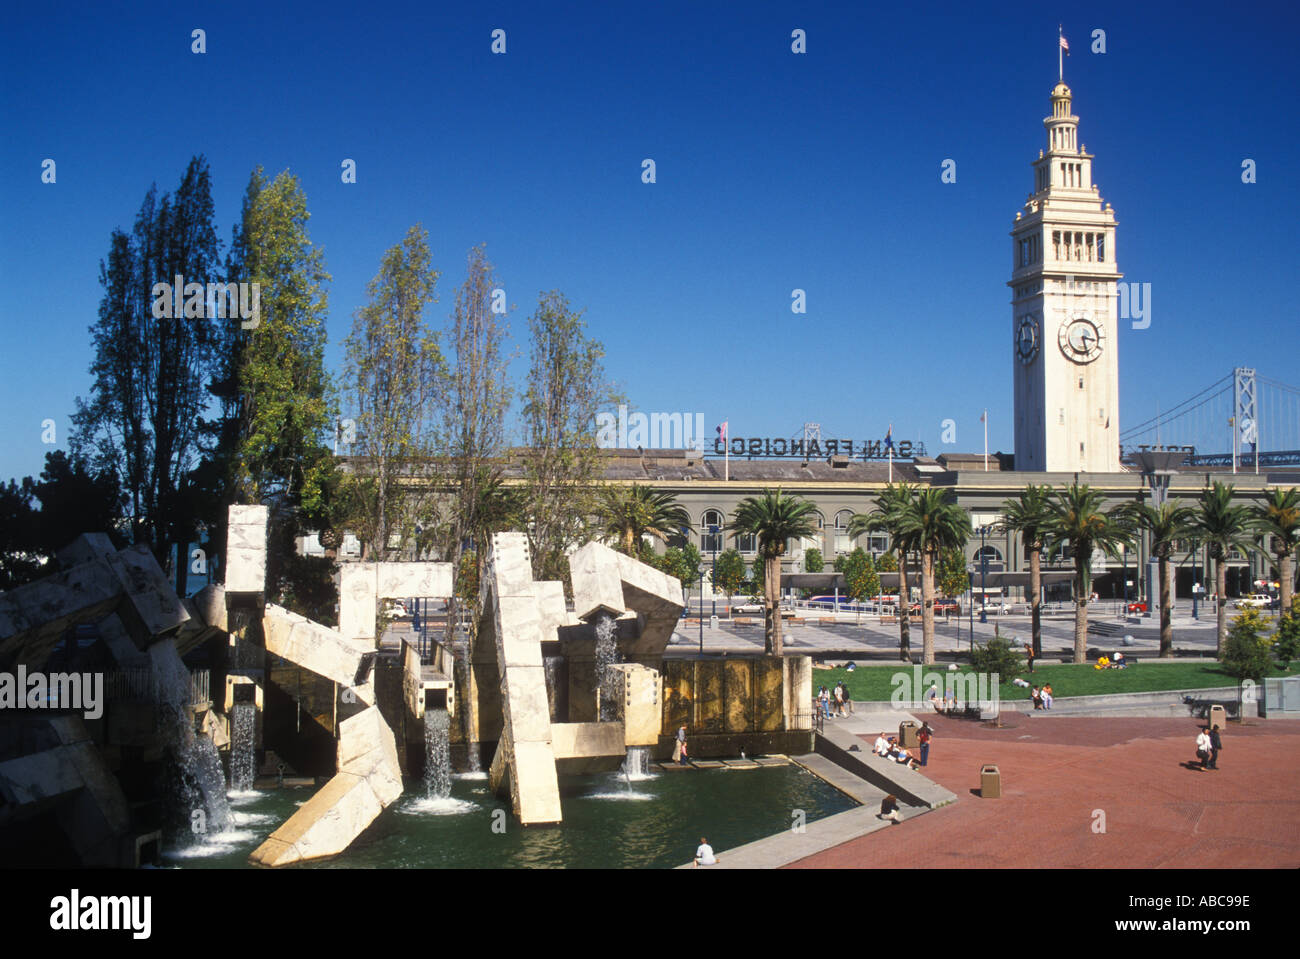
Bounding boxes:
[944,686,956,714]
[926,682,941,713]
[918,722,932,766]
[1031,685,1043,710]
[1208,724,1222,770]
[1026,641,1035,673]
[674,725,688,765]
[879,794,903,824]
[833,682,845,718]
[693,837,717,867]
[1195,727,1211,771]
[1041,684,1053,710]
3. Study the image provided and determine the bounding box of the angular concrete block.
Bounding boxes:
[510,739,563,825]
[550,721,626,760]
[532,580,572,634]
[55,533,117,570]
[373,562,453,600]
[488,532,535,596]
[338,564,378,642]
[493,595,546,669]
[569,542,625,620]
[501,667,553,742]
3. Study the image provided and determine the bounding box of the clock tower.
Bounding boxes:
[1010,78,1121,473]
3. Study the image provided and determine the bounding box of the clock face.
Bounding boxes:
[1058,317,1104,363]
[1016,316,1040,364]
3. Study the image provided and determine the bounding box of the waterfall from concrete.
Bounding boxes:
[424,709,451,799]
[149,640,230,835]
[231,703,257,792]
[453,642,480,771]
[594,613,620,722]
[621,745,651,781]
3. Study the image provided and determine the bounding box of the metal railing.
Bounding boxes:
[103,668,210,705]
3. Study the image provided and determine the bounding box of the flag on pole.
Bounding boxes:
[883,426,894,452]
[979,411,986,423]
[718,421,729,481]
[716,421,728,442]
[1059,35,1069,53]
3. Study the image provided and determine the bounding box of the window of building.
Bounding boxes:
[701,510,724,554]
[833,509,854,554]
[737,531,757,554]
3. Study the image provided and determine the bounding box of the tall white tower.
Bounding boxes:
[1009,79,1121,473]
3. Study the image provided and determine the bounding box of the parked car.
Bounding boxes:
[1125,601,1147,614]
[1234,593,1274,609]
[980,602,1011,615]
[384,600,408,618]
[731,602,764,614]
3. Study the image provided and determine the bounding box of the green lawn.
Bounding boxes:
[812,661,1295,702]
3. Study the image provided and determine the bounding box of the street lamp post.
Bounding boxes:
[708,524,719,618]
[698,566,704,655]
[979,525,990,624]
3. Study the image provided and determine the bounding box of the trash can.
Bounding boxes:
[980,764,1001,798]
[899,721,919,748]
[1209,704,1226,730]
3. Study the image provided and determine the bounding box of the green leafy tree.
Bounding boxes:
[1116,500,1197,657]
[970,635,1023,684]
[1273,597,1300,669]
[714,549,747,617]
[731,490,818,655]
[804,548,824,573]
[893,487,971,665]
[341,224,444,561]
[841,547,880,625]
[1046,483,1134,664]
[850,484,918,661]
[227,168,338,611]
[597,484,689,555]
[520,291,617,581]
[936,547,968,602]
[1221,608,1275,715]
[996,484,1053,657]
[1254,487,1300,614]
[1193,482,1257,656]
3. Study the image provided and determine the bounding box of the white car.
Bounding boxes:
[1234,594,1273,609]
[384,600,409,618]
[731,602,764,614]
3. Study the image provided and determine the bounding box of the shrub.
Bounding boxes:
[969,636,1023,683]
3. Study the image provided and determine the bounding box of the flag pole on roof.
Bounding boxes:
[1059,25,1069,83]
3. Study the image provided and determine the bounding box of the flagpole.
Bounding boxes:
[983,409,989,472]
[888,423,893,484]
[1058,25,1063,82]
[725,427,729,482]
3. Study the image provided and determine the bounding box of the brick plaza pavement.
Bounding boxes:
[784,715,1300,868]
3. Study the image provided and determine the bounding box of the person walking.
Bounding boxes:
[1195,727,1212,771]
[1208,724,1222,770]
[918,722,932,767]
[1026,641,1036,674]
[674,725,688,765]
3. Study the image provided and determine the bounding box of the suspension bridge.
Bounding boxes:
[1121,368,1300,469]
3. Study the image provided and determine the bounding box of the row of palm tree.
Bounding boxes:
[997,482,1300,661]
[592,481,1300,667]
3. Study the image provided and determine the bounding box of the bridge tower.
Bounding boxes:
[1009,71,1122,472]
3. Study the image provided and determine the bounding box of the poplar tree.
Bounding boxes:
[341,225,443,560]
[520,291,617,582]
[71,156,222,594]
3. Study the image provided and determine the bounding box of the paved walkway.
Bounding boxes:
[669,610,1225,659]
[785,715,1300,868]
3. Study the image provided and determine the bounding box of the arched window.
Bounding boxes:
[833,509,854,554]
[701,510,724,555]
[975,545,1002,565]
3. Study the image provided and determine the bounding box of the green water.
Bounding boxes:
[164,765,856,869]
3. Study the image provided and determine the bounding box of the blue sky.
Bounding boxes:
[2,0,1297,482]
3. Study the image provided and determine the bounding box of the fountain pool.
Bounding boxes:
[165,764,855,869]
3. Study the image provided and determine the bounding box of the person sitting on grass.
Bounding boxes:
[1112,651,1127,668]
[1012,677,1031,688]
[1095,655,1110,670]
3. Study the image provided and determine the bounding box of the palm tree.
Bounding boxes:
[1192,482,1256,656]
[730,489,819,656]
[1117,500,1197,657]
[893,487,971,665]
[596,484,689,556]
[1046,483,1133,664]
[850,483,919,662]
[996,485,1054,659]
[1254,487,1300,614]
